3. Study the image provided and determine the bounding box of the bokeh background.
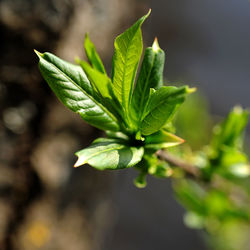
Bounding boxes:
[0,0,249,249]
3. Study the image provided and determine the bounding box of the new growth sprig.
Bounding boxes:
[35,10,250,245]
[35,10,196,187]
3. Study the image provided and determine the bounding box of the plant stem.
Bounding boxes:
[156,150,201,178]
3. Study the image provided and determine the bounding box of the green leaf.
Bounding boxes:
[131,38,165,123]
[35,51,120,131]
[145,129,184,149]
[212,106,249,151]
[78,60,128,128]
[78,60,112,100]
[84,33,106,74]
[105,130,130,141]
[74,138,144,170]
[111,10,151,119]
[141,86,195,135]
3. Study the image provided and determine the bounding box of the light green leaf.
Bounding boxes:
[78,60,112,100]
[74,138,144,170]
[145,130,184,149]
[141,86,195,135]
[131,38,165,123]
[212,106,249,151]
[112,10,151,117]
[84,33,106,74]
[35,51,120,131]
[78,60,127,127]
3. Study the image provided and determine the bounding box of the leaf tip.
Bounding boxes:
[152,37,160,52]
[75,56,81,64]
[85,32,89,39]
[74,155,86,168]
[34,49,43,58]
[140,9,151,24]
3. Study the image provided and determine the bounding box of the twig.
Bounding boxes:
[156,150,201,178]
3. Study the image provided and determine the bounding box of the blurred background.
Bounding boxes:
[0,0,250,249]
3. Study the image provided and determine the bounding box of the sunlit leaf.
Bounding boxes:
[35,51,120,131]
[84,33,106,74]
[112,10,150,122]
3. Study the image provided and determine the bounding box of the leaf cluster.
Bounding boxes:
[174,106,250,239]
[35,10,193,186]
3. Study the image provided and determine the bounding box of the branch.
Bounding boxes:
[156,150,201,178]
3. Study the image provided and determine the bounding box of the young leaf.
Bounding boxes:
[145,129,184,149]
[131,38,165,123]
[35,51,120,131]
[111,10,151,117]
[74,138,144,170]
[211,106,249,151]
[141,86,195,135]
[78,60,112,100]
[78,60,128,128]
[84,33,106,74]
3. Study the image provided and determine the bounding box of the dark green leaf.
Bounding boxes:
[141,86,194,135]
[35,51,120,131]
